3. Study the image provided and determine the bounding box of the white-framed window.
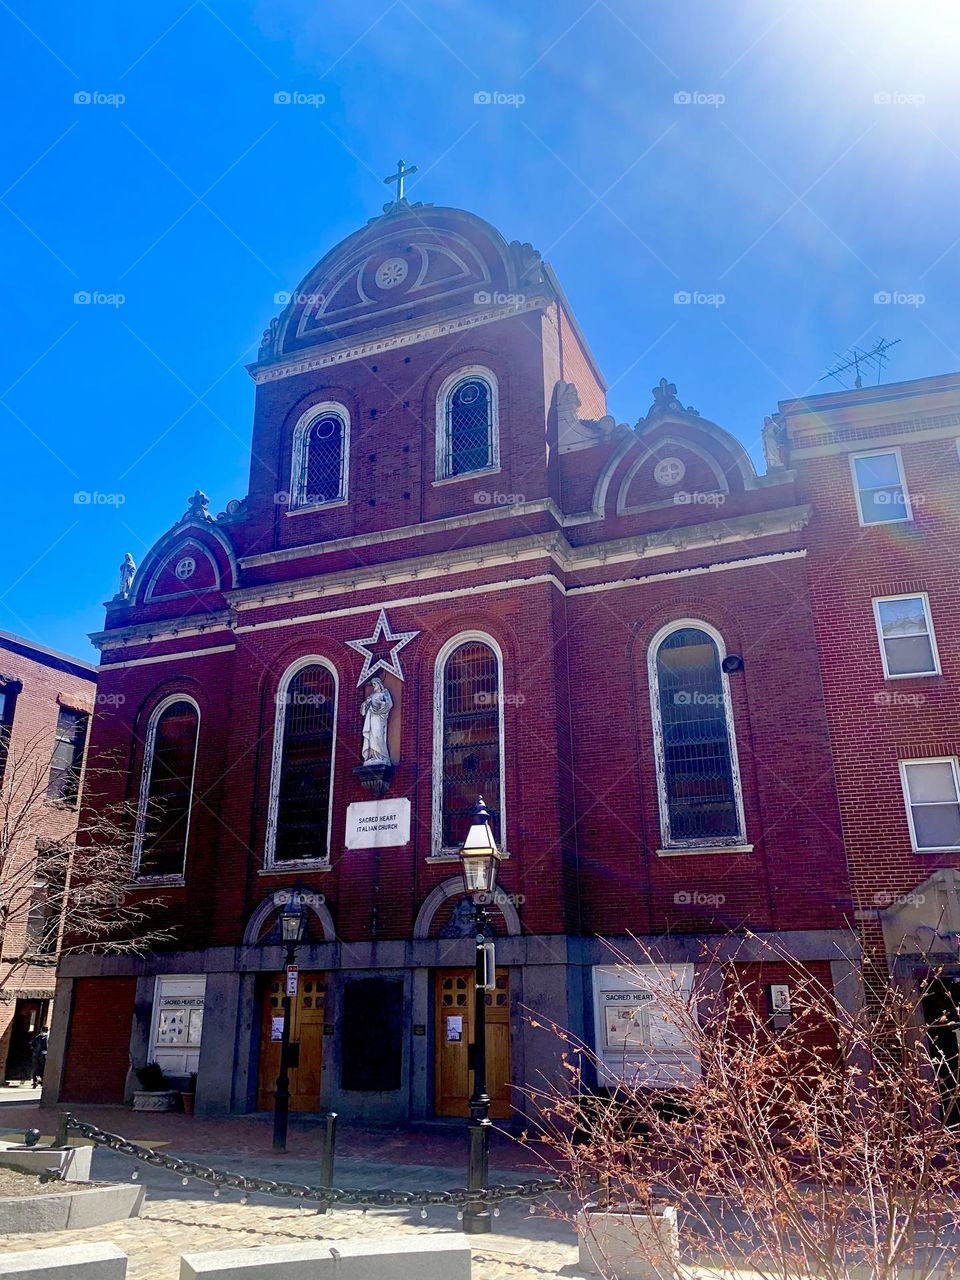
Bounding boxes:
[648,620,746,850]
[435,367,499,481]
[900,758,960,852]
[290,402,349,510]
[265,657,338,868]
[849,448,912,525]
[431,632,505,857]
[873,593,940,678]
[133,695,201,882]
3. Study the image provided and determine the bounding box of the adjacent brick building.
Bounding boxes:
[0,630,96,1082]
[48,195,858,1120]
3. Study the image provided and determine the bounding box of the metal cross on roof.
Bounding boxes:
[384,158,418,202]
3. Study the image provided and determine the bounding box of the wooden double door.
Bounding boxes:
[257,971,326,1112]
[434,968,511,1119]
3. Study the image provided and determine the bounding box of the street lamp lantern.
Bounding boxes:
[458,797,502,901]
[456,796,503,1235]
[279,898,307,945]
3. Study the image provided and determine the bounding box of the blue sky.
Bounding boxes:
[3,0,960,660]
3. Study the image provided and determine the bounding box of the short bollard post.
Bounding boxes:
[317,1111,337,1214]
[52,1114,70,1149]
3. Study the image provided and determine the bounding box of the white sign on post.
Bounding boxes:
[286,966,298,996]
[345,798,411,849]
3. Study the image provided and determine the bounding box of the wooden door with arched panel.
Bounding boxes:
[257,972,326,1112]
[434,968,511,1119]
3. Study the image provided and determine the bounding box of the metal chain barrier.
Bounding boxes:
[61,1115,565,1211]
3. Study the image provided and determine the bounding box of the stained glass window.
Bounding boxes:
[137,699,199,878]
[274,665,336,862]
[655,627,741,844]
[443,377,493,477]
[441,641,501,847]
[293,411,347,508]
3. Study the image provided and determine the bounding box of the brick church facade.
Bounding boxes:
[49,192,952,1120]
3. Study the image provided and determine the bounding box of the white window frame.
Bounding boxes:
[434,366,500,484]
[264,656,339,870]
[289,402,350,513]
[430,631,507,860]
[132,694,201,884]
[849,446,912,527]
[899,756,960,853]
[872,592,940,679]
[647,619,747,852]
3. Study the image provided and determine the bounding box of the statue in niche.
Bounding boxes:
[118,552,136,599]
[360,678,393,765]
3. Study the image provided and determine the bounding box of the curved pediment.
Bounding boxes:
[261,204,547,358]
[132,510,239,612]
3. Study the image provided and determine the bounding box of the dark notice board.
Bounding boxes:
[340,977,403,1091]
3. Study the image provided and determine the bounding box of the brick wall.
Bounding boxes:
[60,976,136,1103]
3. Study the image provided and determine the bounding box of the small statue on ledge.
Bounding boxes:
[118,552,136,600]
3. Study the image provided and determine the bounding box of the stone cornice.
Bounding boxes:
[248,294,552,385]
[91,505,809,651]
[89,610,235,653]
[238,497,570,569]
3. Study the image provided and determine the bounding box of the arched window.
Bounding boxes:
[437,369,498,480]
[434,636,504,853]
[649,624,744,848]
[290,404,349,509]
[134,697,200,879]
[267,661,337,865]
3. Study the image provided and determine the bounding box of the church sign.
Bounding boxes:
[591,964,699,1088]
[345,798,411,849]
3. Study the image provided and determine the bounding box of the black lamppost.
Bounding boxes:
[457,796,503,1235]
[272,897,307,1152]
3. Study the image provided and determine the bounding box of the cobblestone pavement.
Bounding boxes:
[0,1107,583,1279]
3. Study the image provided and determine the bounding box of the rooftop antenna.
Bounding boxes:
[821,337,901,390]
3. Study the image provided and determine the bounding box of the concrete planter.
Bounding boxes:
[577,1204,679,1280]
[132,1090,178,1112]
[0,1142,92,1181]
[0,1183,145,1234]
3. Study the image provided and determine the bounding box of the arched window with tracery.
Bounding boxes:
[434,636,503,852]
[649,623,745,848]
[267,661,337,865]
[437,370,498,479]
[290,405,349,509]
[134,696,200,879]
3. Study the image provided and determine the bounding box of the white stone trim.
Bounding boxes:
[242,891,336,944]
[431,631,507,859]
[251,296,549,384]
[413,875,521,938]
[646,619,747,852]
[132,694,201,881]
[290,402,350,509]
[435,366,500,482]
[97,550,808,661]
[100,644,236,669]
[264,656,339,869]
